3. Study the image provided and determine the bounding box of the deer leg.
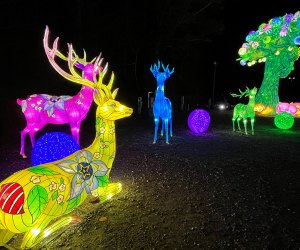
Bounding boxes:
[153,118,159,143]
[73,122,81,145]
[21,214,54,249]
[161,121,164,136]
[29,131,36,149]
[251,118,255,135]
[70,124,80,144]
[20,128,28,158]
[237,118,242,131]
[164,119,169,144]
[0,230,15,248]
[170,118,173,137]
[20,125,39,158]
[25,216,79,249]
[243,119,248,135]
[232,117,236,131]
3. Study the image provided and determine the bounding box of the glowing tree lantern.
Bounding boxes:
[17,26,107,159]
[31,132,81,165]
[188,109,210,133]
[274,112,294,129]
[237,11,300,113]
[0,26,133,249]
[231,87,258,135]
[150,60,174,144]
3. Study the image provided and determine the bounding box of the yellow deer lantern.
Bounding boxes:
[0,26,133,249]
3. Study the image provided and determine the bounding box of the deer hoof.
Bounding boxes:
[153,141,156,144]
[89,197,100,204]
[166,142,169,144]
[22,155,27,159]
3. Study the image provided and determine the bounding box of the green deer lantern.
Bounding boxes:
[231,87,258,135]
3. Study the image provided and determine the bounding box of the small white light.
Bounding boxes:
[32,228,41,236]
[44,229,51,237]
[218,104,225,110]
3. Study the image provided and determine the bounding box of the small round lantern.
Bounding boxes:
[32,132,81,165]
[274,112,294,129]
[188,109,211,133]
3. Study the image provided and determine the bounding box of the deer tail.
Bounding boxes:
[17,98,23,105]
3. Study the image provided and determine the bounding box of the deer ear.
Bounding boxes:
[112,88,119,99]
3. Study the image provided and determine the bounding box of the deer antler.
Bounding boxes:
[150,60,175,78]
[150,60,161,76]
[230,88,248,98]
[162,62,175,75]
[43,25,99,88]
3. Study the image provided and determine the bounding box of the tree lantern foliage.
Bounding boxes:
[238,11,300,112]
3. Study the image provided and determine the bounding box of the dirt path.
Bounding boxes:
[1,111,299,249]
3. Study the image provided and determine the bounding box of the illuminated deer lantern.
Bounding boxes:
[17,26,107,158]
[0,26,133,249]
[150,60,174,143]
[231,86,258,135]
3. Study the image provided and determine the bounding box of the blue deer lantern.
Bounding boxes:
[150,60,175,144]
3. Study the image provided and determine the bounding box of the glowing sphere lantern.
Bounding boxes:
[274,112,294,129]
[188,109,210,133]
[31,132,81,165]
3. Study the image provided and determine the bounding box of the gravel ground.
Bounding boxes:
[0,110,299,249]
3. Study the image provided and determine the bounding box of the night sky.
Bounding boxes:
[0,0,299,142]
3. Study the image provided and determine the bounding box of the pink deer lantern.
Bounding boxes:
[17,26,107,158]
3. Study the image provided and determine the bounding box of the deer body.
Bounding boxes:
[231,87,257,135]
[0,26,132,249]
[18,85,94,158]
[150,60,174,143]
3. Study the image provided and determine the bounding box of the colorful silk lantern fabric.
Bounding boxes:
[31,132,81,165]
[274,112,294,129]
[188,109,211,133]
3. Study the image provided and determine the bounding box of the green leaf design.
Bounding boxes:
[59,201,64,206]
[65,195,81,213]
[29,166,59,175]
[101,122,106,128]
[52,191,58,200]
[60,178,64,184]
[27,185,48,223]
[96,117,100,125]
[97,175,109,188]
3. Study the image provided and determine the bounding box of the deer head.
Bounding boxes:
[43,25,107,85]
[231,86,258,99]
[150,60,174,86]
[93,72,133,121]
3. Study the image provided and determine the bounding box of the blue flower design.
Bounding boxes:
[40,94,71,116]
[57,150,108,200]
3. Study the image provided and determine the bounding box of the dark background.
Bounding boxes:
[0,0,299,146]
